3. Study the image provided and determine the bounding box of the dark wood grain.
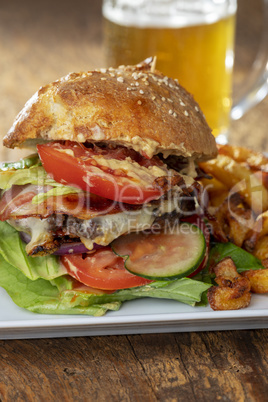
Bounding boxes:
[0,331,268,401]
[0,0,268,400]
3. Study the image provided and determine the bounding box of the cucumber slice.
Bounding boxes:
[111,223,206,280]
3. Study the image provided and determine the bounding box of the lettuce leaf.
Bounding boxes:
[31,186,83,204]
[0,154,41,171]
[0,164,80,196]
[0,256,120,316]
[0,253,211,316]
[0,221,66,280]
[0,222,211,316]
[0,217,211,316]
[207,242,264,273]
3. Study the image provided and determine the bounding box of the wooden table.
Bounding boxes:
[0,0,268,400]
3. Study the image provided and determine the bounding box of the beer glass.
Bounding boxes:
[103,0,268,143]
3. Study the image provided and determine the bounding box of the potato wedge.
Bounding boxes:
[241,268,268,293]
[217,144,268,171]
[211,257,237,278]
[199,154,268,214]
[207,285,251,311]
[244,211,268,253]
[254,236,268,260]
[208,257,251,311]
[213,193,254,247]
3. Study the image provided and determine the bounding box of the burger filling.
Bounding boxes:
[0,141,206,291]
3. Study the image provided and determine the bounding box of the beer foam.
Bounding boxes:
[103,1,237,29]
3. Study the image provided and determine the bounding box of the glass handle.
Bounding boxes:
[231,0,268,120]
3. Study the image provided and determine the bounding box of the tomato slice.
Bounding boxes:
[61,247,152,290]
[37,142,167,204]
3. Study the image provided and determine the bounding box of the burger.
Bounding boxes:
[0,59,216,316]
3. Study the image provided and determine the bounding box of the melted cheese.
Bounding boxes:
[8,197,182,253]
[83,154,168,188]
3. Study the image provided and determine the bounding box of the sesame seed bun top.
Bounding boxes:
[3,58,217,161]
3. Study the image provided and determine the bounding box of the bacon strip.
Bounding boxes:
[0,184,141,221]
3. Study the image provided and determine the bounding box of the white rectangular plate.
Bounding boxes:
[1,287,268,339]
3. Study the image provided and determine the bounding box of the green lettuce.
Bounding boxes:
[0,160,81,202]
[0,221,211,316]
[31,186,83,204]
[0,154,41,171]
[0,253,211,316]
[0,256,120,316]
[207,242,264,273]
[0,221,66,280]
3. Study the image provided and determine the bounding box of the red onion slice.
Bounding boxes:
[19,231,102,255]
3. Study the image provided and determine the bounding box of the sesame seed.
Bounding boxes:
[174,78,179,83]
[135,82,139,86]
[137,100,142,105]
[101,77,107,81]
[195,106,199,112]
[108,67,115,71]
[157,82,161,86]
[169,109,173,115]
[152,96,156,101]
[167,98,173,103]
[117,76,124,83]
[184,110,189,116]
[169,83,173,88]
[136,64,142,68]
[139,90,144,94]
[100,68,107,73]
[144,81,149,86]
[127,87,132,91]
[119,65,125,69]
[88,72,93,76]
[173,112,177,117]
[180,101,185,106]
[110,73,115,77]
[161,97,166,101]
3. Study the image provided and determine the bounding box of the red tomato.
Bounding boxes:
[61,247,152,290]
[37,142,166,204]
[182,215,210,278]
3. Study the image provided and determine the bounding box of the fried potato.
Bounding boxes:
[198,145,268,310]
[218,144,268,171]
[206,190,229,208]
[244,211,268,253]
[261,258,268,268]
[213,193,254,247]
[208,257,251,311]
[254,171,268,190]
[254,236,268,260]
[207,285,251,311]
[212,257,237,279]
[241,268,268,293]
[199,155,242,190]
[200,154,268,214]
[201,176,228,193]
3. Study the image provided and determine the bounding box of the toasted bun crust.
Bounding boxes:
[3,59,217,160]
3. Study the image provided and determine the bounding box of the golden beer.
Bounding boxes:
[103,4,236,139]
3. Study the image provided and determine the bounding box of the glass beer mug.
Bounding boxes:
[103,0,268,143]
